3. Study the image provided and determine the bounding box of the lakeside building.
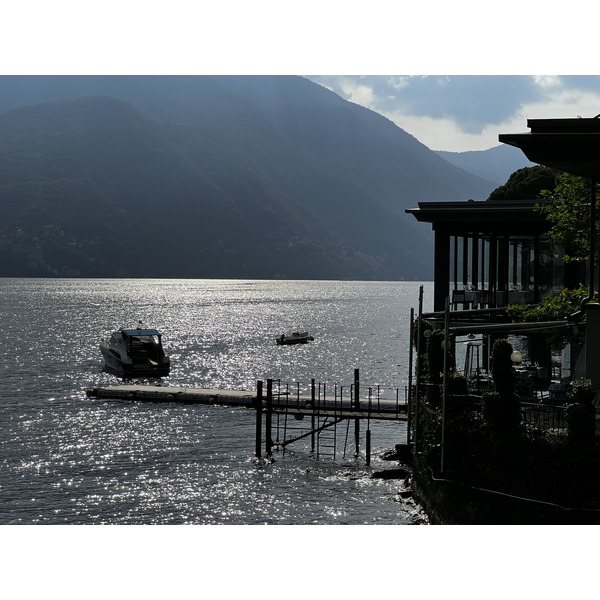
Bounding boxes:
[406,198,580,313]
[402,118,600,524]
[405,196,584,390]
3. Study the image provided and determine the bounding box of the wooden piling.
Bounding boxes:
[366,429,371,465]
[354,368,360,456]
[311,378,316,453]
[255,380,263,458]
[266,379,273,457]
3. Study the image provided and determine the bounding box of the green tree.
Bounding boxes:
[538,172,599,263]
[507,283,592,323]
[507,284,590,351]
[487,165,559,202]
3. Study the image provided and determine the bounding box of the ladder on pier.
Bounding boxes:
[270,381,342,459]
[316,416,338,459]
[314,382,344,459]
[272,382,354,460]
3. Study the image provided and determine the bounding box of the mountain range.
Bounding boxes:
[436,145,535,186]
[0,76,531,280]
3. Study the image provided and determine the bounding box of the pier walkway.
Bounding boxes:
[85,383,407,421]
[86,371,408,464]
[86,385,257,407]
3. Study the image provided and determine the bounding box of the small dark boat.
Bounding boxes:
[276,331,314,345]
[100,324,170,377]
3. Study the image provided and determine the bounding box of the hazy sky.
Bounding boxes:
[305,75,600,153]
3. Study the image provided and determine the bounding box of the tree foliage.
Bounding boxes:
[537,172,599,263]
[507,283,592,322]
[507,284,591,350]
[487,165,559,202]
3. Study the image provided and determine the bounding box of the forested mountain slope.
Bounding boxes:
[0,75,497,279]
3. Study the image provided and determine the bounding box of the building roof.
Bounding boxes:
[499,117,600,178]
[405,198,549,234]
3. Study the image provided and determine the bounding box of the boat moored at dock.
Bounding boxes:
[100,325,170,377]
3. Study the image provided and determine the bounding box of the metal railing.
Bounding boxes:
[409,383,569,435]
[270,379,407,419]
[254,376,408,463]
[520,402,567,431]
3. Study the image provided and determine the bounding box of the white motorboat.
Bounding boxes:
[276,331,314,345]
[100,325,170,377]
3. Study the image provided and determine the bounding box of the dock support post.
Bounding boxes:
[311,378,316,453]
[366,429,371,466]
[354,368,360,457]
[266,379,273,457]
[255,380,263,458]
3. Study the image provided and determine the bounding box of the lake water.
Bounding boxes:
[0,278,433,525]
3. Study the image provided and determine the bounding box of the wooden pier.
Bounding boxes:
[86,370,408,464]
[86,385,257,407]
[85,383,407,421]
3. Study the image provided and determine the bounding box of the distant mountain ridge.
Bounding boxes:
[436,145,535,186]
[0,75,500,279]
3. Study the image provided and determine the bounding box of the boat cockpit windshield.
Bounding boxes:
[110,331,124,344]
[132,334,160,345]
[120,329,165,359]
[120,329,162,344]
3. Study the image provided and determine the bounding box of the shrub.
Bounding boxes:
[490,338,514,395]
[566,378,596,447]
[425,329,455,383]
[482,391,521,432]
[568,378,595,404]
[447,371,468,395]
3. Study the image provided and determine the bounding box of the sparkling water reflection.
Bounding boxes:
[0,278,432,524]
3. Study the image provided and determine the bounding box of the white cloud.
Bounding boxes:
[339,79,376,108]
[387,76,411,90]
[381,110,504,152]
[518,90,600,120]
[533,75,562,88]
[381,86,600,152]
